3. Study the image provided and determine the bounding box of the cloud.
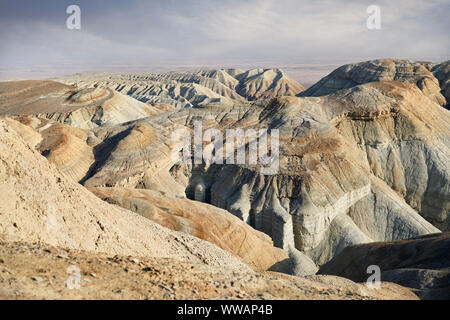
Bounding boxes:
[0,0,448,74]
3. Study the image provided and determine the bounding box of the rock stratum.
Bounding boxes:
[300,59,447,108]
[0,59,449,299]
[0,80,173,130]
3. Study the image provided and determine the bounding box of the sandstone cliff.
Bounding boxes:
[0,117,419,300]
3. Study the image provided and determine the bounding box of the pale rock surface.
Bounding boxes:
[0,118,420,300]
[2,60,448,269]
[235,68,305,100]
[5,117,95,182]
[432,61,450,109]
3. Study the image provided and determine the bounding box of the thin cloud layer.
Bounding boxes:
[0,0,448,75]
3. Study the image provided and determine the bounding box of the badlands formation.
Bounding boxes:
[0,60,449,299]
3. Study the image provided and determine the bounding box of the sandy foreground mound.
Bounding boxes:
[0,239,417,300]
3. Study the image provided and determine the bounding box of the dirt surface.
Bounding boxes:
[0,239,418,300]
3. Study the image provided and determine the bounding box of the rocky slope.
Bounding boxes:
[88,187,290,272]
[300,59,447,107]
[235,68,306,100]
[432,61,450,109]
[0,119,250,271]
[4,117,95,182]
[0,59,448,299]
[50,79,446,266]
[318,233,450,300]
[7,62,448,269]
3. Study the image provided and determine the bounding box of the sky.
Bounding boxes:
[0,0,449,79]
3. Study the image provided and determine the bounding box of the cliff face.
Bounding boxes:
[332,82,450,230]
[432,61,450,109]
[2,117,420,300]
[0,81,170,130]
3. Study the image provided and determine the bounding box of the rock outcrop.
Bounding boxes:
[0,117,419,300]
[318,233,450,300]
[235,68,305,100]
[432,61,450,109]
[5,117,95,182]
[300,59,447,107]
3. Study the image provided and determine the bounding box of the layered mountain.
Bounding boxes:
[300,59,447,108]
[432,61,450,109]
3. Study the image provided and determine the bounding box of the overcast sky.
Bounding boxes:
[0,0,448,78]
